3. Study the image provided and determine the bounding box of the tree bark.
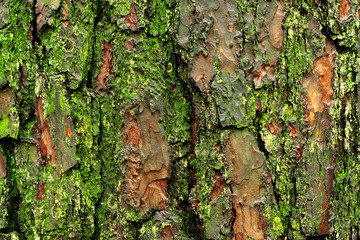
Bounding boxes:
[0,0,359,239]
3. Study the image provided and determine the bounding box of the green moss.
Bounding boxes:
[0,1,32,90]
[0,117,10,138]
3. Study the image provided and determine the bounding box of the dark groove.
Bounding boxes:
[90,2,105,239]
[30,0,41,48]
[173,42,204,240]
[0,139,21,236]
[86,0,105,91]
[306,235,329,240]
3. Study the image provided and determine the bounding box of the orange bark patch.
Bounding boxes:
[95,41,113,93]
[191,199,200,212]
[190,50,213,94]
[160,226,174,240]
[141,179,168,212]
[213,0,240,72]
[295,145,302,161]
[123,108,169,213]
[125,4,138,31]
[269,4,285,50]
[0,88,15,115]
[233,205,264,240]
[209,171,226,202]
[253,70,265,87]
[37,181,45,201]
[225,130,266,240]
[62,21,69,28]
[62,8,69,20]
[288,124,297,141]
[213,19,238,73]
[123,115,142,148]
[339,0,351,21]
[314,57,334,107]
[35,98,56,165]
[257,100,262,112]
[317,166,334,235]
[268,121,281,136]
[125,38,136,52]
[318,188,329,235]
[0,151,6,178]
[254,64,275,87]
[303,41,335,126]
[41,119,56,165]
[65,116,74,138]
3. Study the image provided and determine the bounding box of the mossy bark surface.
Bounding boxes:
[0,0,360,239]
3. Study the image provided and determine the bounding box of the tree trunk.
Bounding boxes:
[0,0,359,239]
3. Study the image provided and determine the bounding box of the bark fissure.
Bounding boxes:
[174,47,205,239]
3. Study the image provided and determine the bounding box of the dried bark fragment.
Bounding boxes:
[95,42,113,93]
[62,8,69,20]
[257,100,262,111]
[318,181,330,235]
[122,107,169,213]
[61,5,70,28]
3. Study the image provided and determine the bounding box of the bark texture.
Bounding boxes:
[0,0,360,239]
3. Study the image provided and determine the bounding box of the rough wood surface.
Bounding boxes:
[0,0,360,239]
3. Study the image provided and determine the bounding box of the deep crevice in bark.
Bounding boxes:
[86,1,104,91]
[173,45,204,240]
[89,3,105,239]
[306,235,329,240]
[0,139,20,235]
[30,0,41,48]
